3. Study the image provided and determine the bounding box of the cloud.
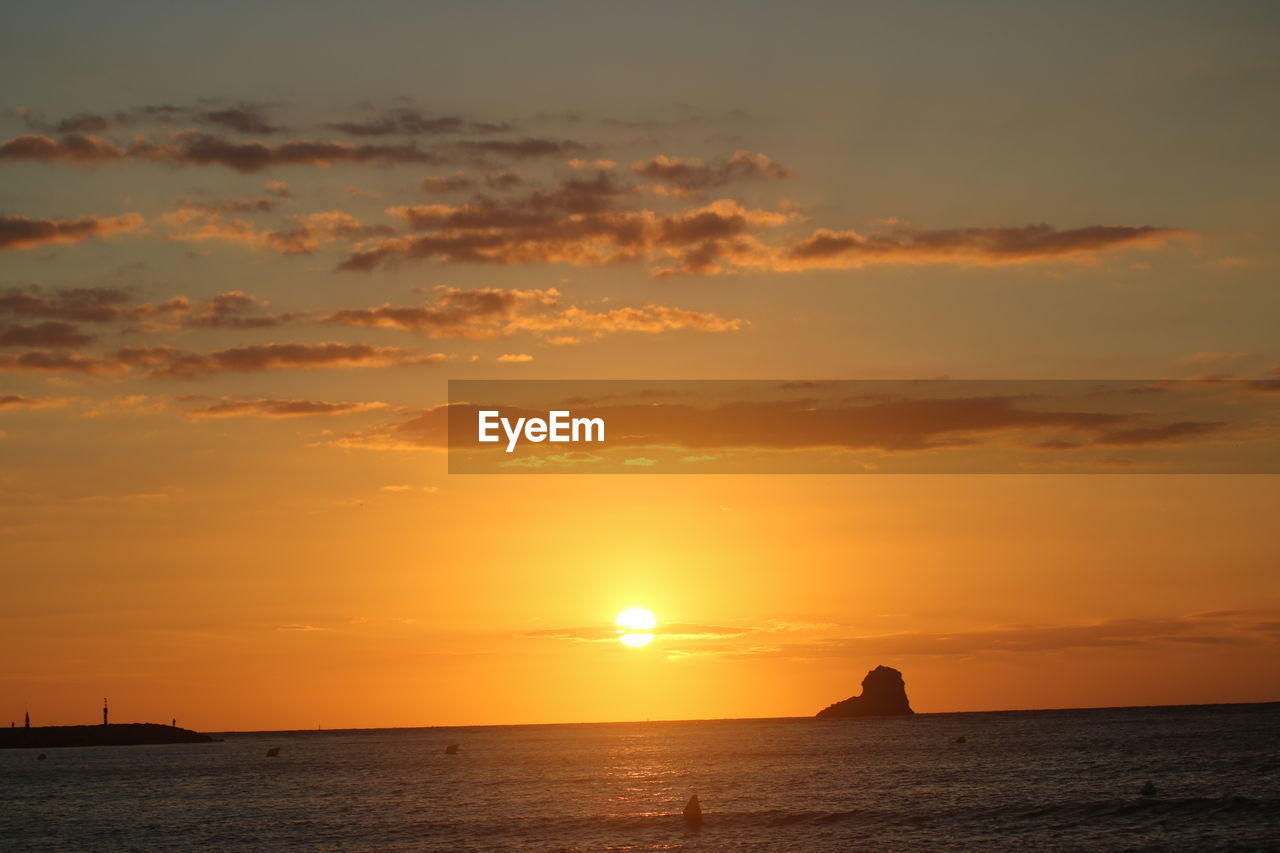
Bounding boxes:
[0,130,588,172]
[0,213,143,251]
[452,138,588,160]
[0,286,137,323]
[78,394,165,419]
[777,224,1190,269]
[525,611,1278,659]
[2,124,1189,278]
[339,193,788,274]
[633,150,793,193]
[0,342,448,378]
[319,286,745,341]
[329,167,1180,276]
[321,286,555,338]
[162,207,394,254]
[496,353,533,363]
[522,622,750,642]
[202,106,283,135]
[512,303,746,335]
[136,291,301,330]
[0,350,117,374]
[0,321,95,348]
[183,397,387,418]
[139,342,449,379]
[0,134,126,164]
[0,286,296,332]
[169,191,286,214]
[52,113,113,134]
[0,132,443,171]
[0,393,68,410]
[327,109,512,137]
[421,171,475,193]
[1091,420,1228,446]
[727,615,1277,660]
[1184,351,1249,366]
[16,102,286,135]
[138,133,453,172]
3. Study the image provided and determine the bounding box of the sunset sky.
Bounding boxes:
[2,1,1277,730]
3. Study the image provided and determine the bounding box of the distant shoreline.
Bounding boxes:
[202,700,1279,737]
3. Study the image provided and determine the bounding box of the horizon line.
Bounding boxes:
[202,698,1279,736]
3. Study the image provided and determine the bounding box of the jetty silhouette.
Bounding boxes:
[2,699,219,750]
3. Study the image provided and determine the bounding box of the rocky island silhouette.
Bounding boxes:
[816,665,915,717]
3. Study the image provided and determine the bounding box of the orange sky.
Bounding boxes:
[2,2,1278,730]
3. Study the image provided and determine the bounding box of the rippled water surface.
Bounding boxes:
[3,704,1278,851]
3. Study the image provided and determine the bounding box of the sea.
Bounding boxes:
[3,703,1277,852]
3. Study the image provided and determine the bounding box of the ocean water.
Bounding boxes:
[2,704,1277,852]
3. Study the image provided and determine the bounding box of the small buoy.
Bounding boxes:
[266,747,280,757]
[1140,781,1156,798]
[37,753,47,761]
[445,743,459,754]
[953,736,967,744]
[683,794,702,824]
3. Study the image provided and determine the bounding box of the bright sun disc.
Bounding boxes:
[616,607,656,647]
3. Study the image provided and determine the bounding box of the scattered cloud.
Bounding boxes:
[0,321,95,348]
[524,612,1278,658]
[731,615,1278,660]
[0,213,143,251]
[0,286,139,323]
[522,622,750,642]
[1184,351,1249,366]
[0,130,588,172]
[0,342,449,379]
[0,393,69,410]
[326,108,511,137]
[183,397,387,418]
[0,286,297,332]
[162,207,395,253]
[319,286,744,341]
[1091,420,1228,446]
[421,171,475,194]
[633,150,793,194]
[776,224,1190,270]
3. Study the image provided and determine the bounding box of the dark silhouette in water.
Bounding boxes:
[266,747,280,757]
[1141,781,1157,798]
[0,723,218,750]
[683,794,702,824]
[954,736,967,744]
[816,665,915,717]
[445,743,459,754]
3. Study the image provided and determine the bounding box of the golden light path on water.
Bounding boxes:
[616,607,656,648]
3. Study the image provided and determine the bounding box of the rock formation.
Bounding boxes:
[816,665,915,717]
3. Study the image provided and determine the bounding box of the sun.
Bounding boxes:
[616,607,657,648]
